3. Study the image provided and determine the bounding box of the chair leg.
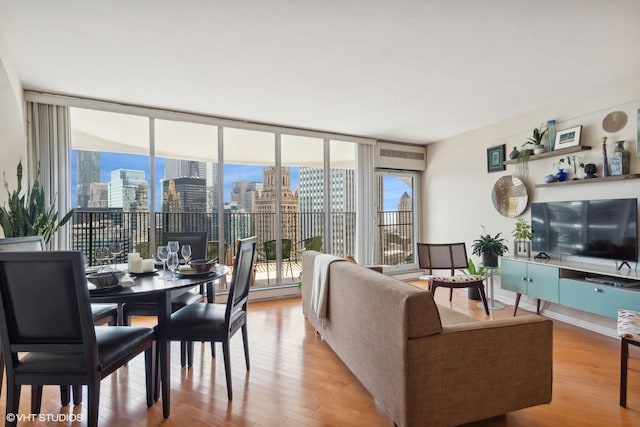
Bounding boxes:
[448,288,453,302]
[145,346,153,407]
[87,380,100,427]
[6,379,21,427]
[621,338,629,407]
[31,385,43,413]
[536,299,542,314]
[211,341,216,359]
[59,385,70,406]
[477,284,490,316]
[180,341,187,367]
[153,341,160,402]
[72,385,82,405]
[223,339,233,400]
[187,341,194,367]
[242,324,250,370]
[513,293,521,316]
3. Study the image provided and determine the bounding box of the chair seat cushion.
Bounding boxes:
[168,303,246,339]
[91,303,119,321]
[420,274,485,284]
[617,309,640,341]
[16,326,155,375]
[123,291,205,316]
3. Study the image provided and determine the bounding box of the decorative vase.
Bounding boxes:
[556,169,568,182]
[584,163,597,178]
[609,140,630,176]
[514,240,531,258]
[509,147,520,160]
[601,137,610,177]
[547,119,556,152]
[544,174,557,183]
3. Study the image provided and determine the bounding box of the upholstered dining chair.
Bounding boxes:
[166,236,257,400]
[618,308,640,407]
[417,242,490,316]
[0,236,120,406]
[0,251,155,427]
[122,231,209,366]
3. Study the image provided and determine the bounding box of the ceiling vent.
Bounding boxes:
[376,142,427,171]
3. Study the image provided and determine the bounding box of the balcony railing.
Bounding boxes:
[71,209,413,285]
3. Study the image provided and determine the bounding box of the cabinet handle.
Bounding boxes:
[521,277,527,281]
[528,278,533,282]
[594,288,601,293]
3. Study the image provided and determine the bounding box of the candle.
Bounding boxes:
[142,259,155,272]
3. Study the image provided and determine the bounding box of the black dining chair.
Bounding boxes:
[0,236,120,406]
[166,236,257,400]
[0,251,155,427]
[122,231,210,366]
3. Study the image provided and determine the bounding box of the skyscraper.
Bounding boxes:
[161,177,206,213]
[231,180,263,212]
[76,150,100,208]
[108,169,147,212]
[255,167,299,242]
[165,159,206,179]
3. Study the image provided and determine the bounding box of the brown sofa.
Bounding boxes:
[301,251,552,427]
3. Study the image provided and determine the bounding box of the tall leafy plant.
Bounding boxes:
[0,161,74,244]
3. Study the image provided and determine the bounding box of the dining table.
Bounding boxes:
[88,266,228,418]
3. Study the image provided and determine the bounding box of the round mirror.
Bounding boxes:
[491,175,528,217]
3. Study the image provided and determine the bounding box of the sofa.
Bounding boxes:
[301,251,553,427]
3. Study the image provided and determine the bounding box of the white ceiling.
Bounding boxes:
[3,0,640,144]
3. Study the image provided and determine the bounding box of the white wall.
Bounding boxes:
[423,72,640,335]
[0,5,27,214]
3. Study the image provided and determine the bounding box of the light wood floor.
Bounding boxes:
[3,281,640,426]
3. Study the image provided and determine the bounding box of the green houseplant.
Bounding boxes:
[523,123,548,155]
[0,161,74,244]
[471,226,508,267]
[512,218,532,257]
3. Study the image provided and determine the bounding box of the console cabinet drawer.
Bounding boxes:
[559,279,640,318]
[500,259,559,302]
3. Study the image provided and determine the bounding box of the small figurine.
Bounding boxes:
[584,163,597,179]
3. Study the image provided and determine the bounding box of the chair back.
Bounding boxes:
[207,240,230,263]
[261,239,292,260]
[226,236,257,321]
[0,251,97,367]
[163,232,208,260]
[0,236,45,252]
[302,236,323,252]
[417,242,469,275]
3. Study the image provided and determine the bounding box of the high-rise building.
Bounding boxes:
[299,167,355,255]
[88,182,108,208]
[76,150,100,208]
[165,159,206,179]
[397,191,413,253]
[108,169,146,212]
[255,167,299,242]
[162,177,206,213]
[231,180,263,212]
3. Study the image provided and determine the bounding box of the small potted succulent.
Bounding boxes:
[512,218,532,257]
[523,123,548,155]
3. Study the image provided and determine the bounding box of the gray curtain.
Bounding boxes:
[26,102,71,250]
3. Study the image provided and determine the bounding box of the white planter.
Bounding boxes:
[533,145,546,155]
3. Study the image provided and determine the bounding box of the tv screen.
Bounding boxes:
[531,198,638,261]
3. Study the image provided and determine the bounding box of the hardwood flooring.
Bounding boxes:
[2,280,640,426]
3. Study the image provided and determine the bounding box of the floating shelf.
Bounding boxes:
[503,145,592,165]
[535,174,640,188]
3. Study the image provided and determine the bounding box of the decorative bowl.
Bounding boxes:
[189,259,214,273]
[87,270,126,288]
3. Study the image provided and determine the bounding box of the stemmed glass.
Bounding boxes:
[157,246,170,279]
[181,245,192,266]
[95,247,110,272]
[168,241,179,257]
[109,242,123,270]
[167,252,179,281]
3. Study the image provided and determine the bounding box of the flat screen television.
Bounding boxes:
[531,198,638,262]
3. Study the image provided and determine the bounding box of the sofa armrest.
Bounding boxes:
[405,314,553,426]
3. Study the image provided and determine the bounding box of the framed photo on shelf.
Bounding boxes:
[555,125,582,149]
[486,144,506,173]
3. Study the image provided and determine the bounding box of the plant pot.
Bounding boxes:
[514,240,531,258]
[468,287,481,301]
[482,253,499,268]
[533,145,546,155]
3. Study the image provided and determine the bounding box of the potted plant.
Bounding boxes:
[512,218,532,257]
[0,161,74,244]
[471,226,508,268]
[523,123,548,155]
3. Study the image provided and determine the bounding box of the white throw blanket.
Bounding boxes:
[309,254,345,325]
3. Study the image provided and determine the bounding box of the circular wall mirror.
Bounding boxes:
[491,175,528,217]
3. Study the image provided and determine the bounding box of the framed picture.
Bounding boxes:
[487,144,506,173]
[554,125,582,149]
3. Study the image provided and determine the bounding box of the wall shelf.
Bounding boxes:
[503,145,592,165]
[535,174,640,188]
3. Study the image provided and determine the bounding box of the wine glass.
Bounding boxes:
[95,247,110,272]
[109,242,123,270]
[181,244,192,265]
[167,252,179,281]
[157,246,170,279]
[167,241,179,257]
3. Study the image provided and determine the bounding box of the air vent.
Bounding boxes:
[376,142,427,171]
